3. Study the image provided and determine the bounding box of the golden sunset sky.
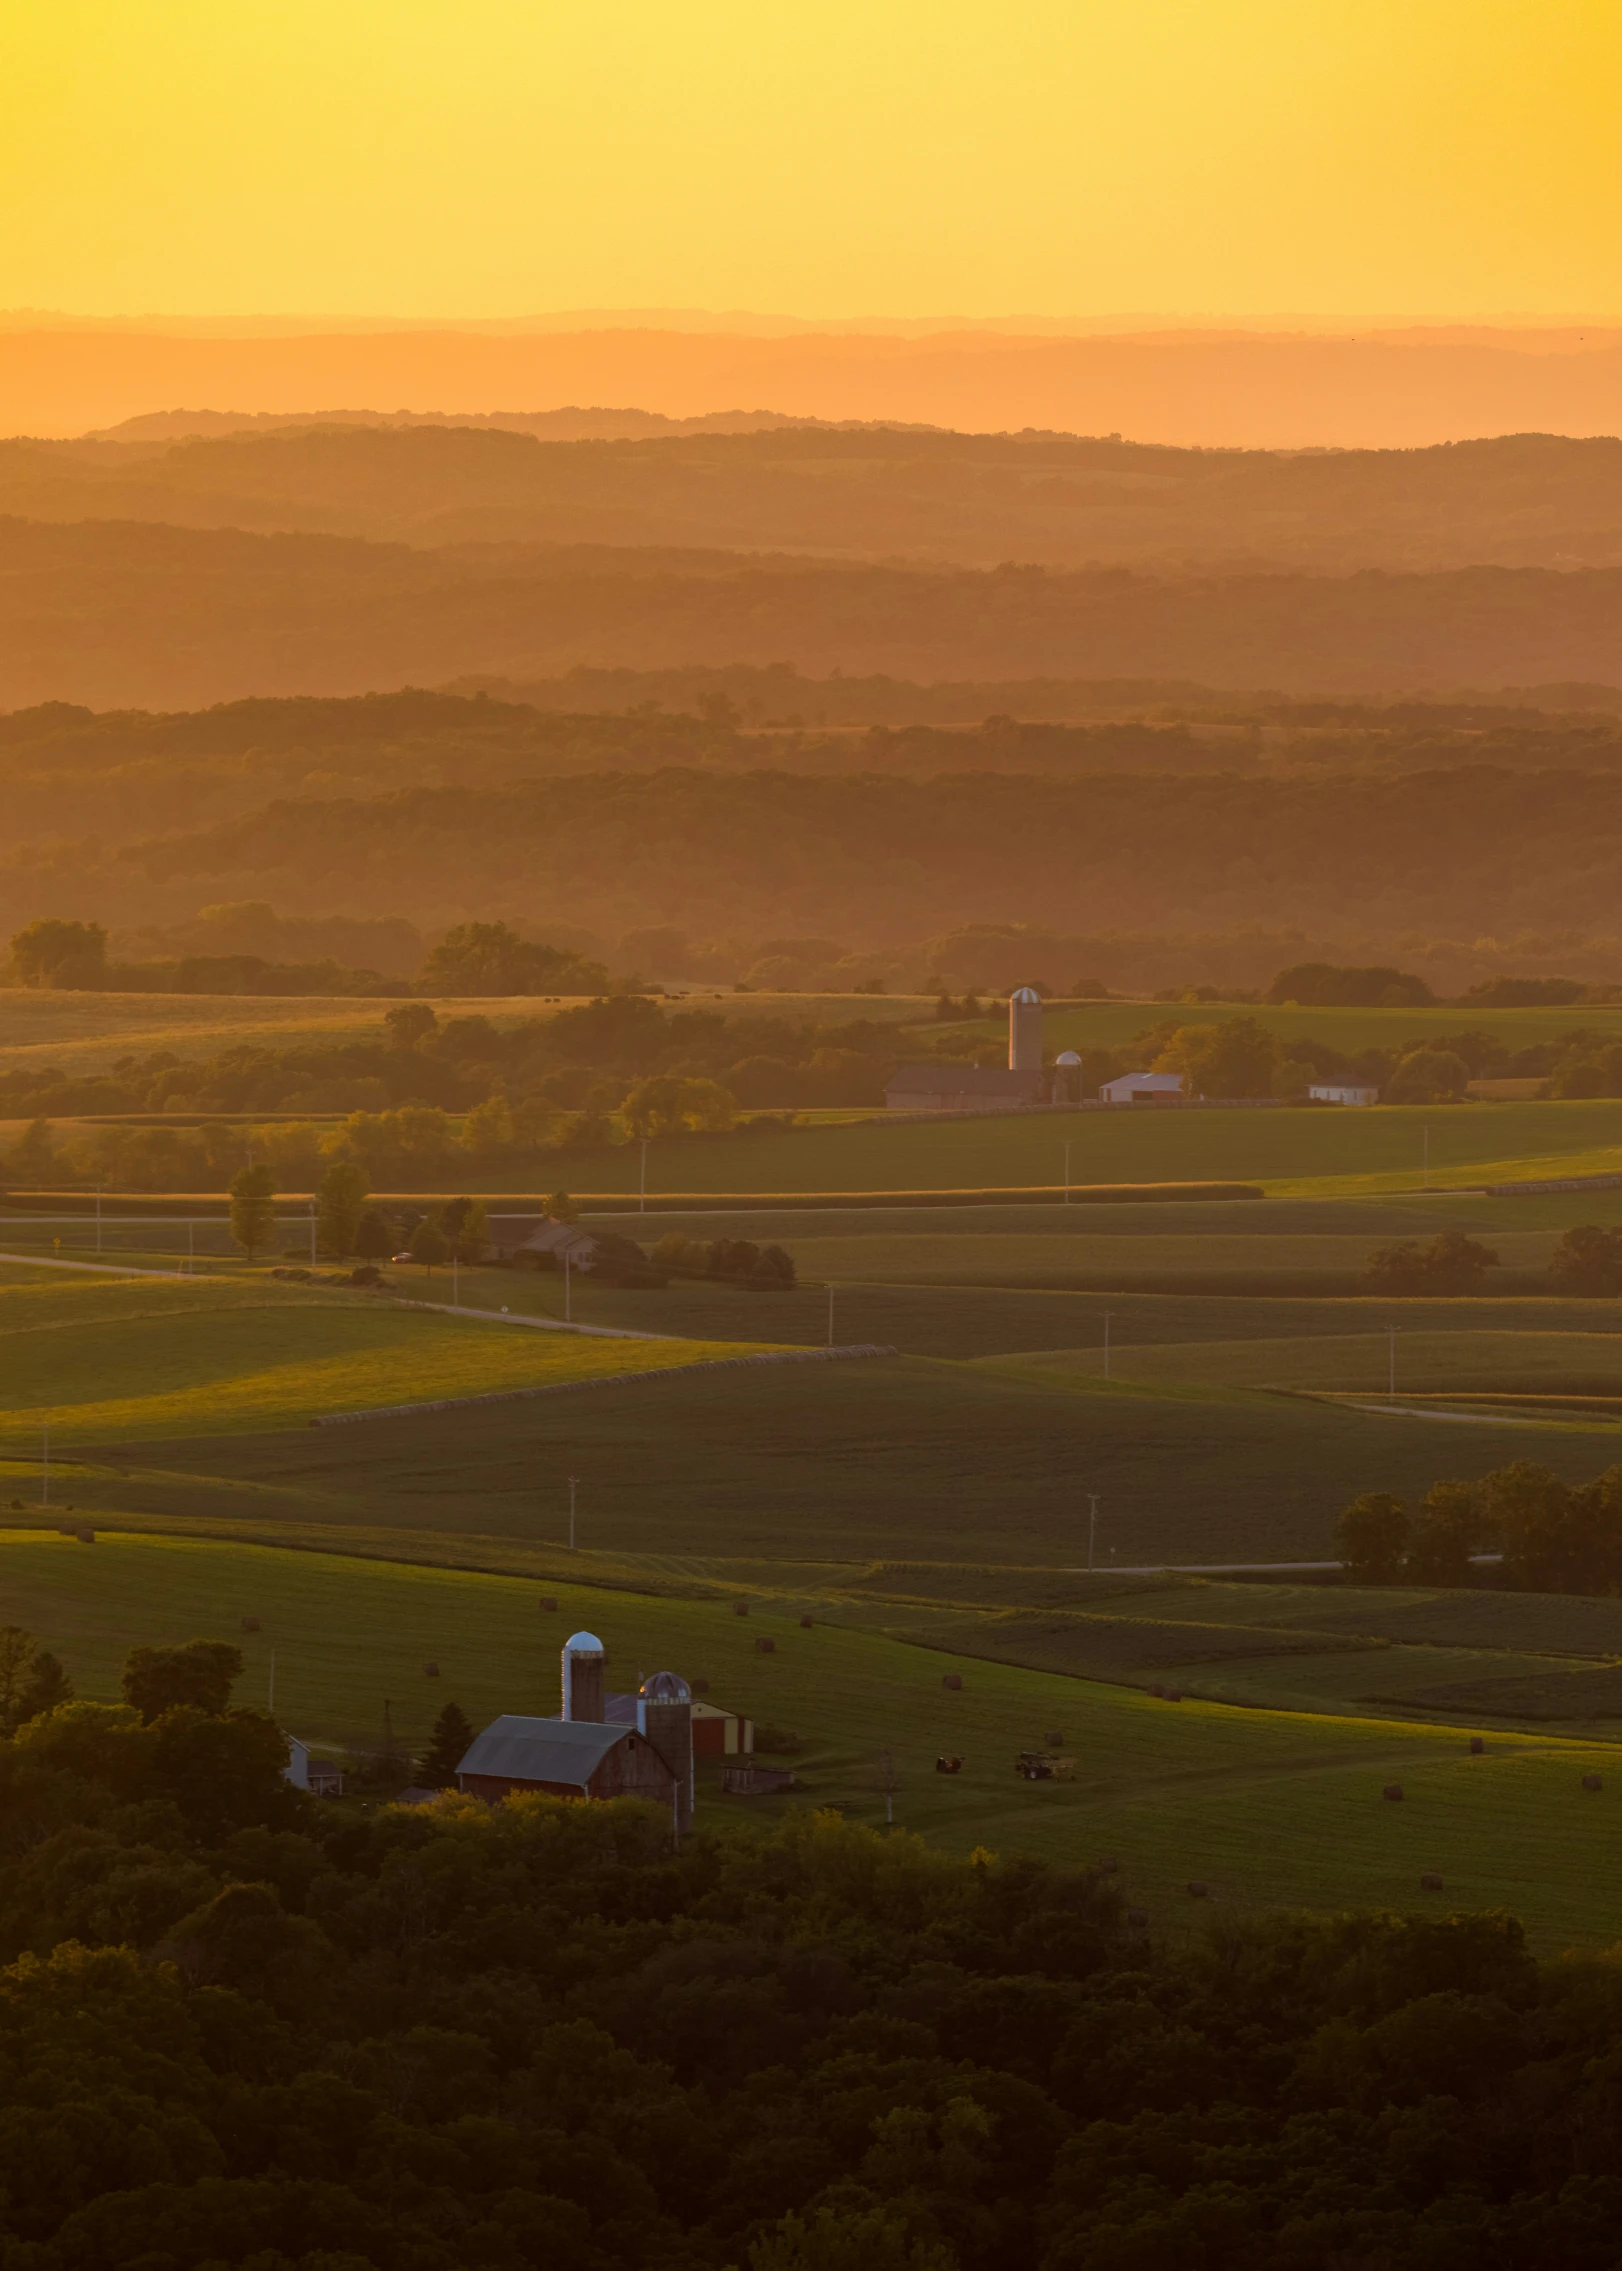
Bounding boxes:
[2,0,1618,321]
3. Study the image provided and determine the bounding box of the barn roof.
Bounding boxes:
[457,1714,630,1788]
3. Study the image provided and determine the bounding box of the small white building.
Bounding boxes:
[1309,1083,1379,1108]
[1099,1071,1187,1105]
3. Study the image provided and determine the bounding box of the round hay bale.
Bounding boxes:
[690,1676,711,1695]
[1187,1880,1210,1899]
[1045,1730,1064,1748]
[74,1530,95,1545]
[1583,1772,1604,1792]
[732,1600,750,1617]
[240,1616,261,1634]
[539,1596,558,1612]
[1098,1855,1121,1874]
[1383,1784,1404,1801]
[1164,1690,1183,1703]
[754,1635,775,1654]
[1126,1906,1149,1927]
[1420,1872,1443,1893]
[942,1672,963,1691]
[1468,1736,1484,1755]
[1148,1683,1166,1698]
[799,1614,814,1628]
[424,1660,439,1677]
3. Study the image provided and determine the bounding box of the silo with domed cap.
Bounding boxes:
[1009,987,1044,1072]
[561,1631,606,1722]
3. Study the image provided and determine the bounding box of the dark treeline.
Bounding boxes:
[9,1670,1622,2269]
[11,517,1622,710]
[8,422,1622,573]
[1340,1458,1622,1594]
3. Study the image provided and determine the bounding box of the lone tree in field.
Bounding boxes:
[229,1161,276,1260]
[1336,1492,1411,1583]
[419,1700,477,1787]
[9,917,108,988]
[122,1640,243,1722]
[353,1206,395,1263]
[316,1156,369,1256]
[1365,1230,1498,1296]
[408,1215,450,1275]
[1550,1224,1622,1296]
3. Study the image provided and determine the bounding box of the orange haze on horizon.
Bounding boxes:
[2,0,1620,326]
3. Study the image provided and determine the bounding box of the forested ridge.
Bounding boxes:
[8,1694,1622,2270]
[25,763,1622,945]
[10,516,1622,708]
[8,423,1622,572]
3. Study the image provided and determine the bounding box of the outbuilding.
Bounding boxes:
[885,1065,1046,1111]
[1309,1083,1379,1107]
[1099,1072,1187,1105]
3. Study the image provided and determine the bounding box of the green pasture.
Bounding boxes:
[1000,1327,1622,1398]
[1034,996,1622,1057]
[0,1268,751,1442]
[8,1527,1622,1947]
[22,1347,1618,1570]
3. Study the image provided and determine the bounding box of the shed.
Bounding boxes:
[455,1713,677,1806]
[605,1690,752,1756]
[1309,1083,1379,1107]
[1099,1071,1187,1105]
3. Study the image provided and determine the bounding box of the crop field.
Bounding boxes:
[1034,996,1622,1057]
[997,1328,1622,1398]
[8,1526,1622,1947]
[480,1096,1622,1200]
[0,1267,754,1443]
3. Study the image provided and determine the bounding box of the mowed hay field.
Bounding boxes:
[0,1267,762,1442]
[8,1526,1622,1948]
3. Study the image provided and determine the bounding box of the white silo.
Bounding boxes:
[1009,987,1044,1072]
[561,1630,606,1721]
[1055,1048,1082,1103]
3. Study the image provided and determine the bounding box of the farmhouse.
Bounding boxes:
[1309,1083,1380,1107]
[1099,1071,1187,1105]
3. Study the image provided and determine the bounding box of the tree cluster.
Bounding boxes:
[1337,1460,1622,1593]
[650,1233,798,1292]
[1364,1231,1501,1296]
[16,1645,1622,2267]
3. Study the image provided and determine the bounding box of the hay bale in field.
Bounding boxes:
[74,1530,95,1544]
[1383,1784,1404,1801]
[1469,1737,1484,1755]
[539,1596,558,1612]
[240,1616,261,1633]
[1045,1730,1064,1748]
[1583,1772,1604,1792]
[755,1635,776,1654]
[1148,1683,1166,1698]
[1126,1907,1149,1927]
[690,1676,711,1695]
[732,1600,750,1617]
[800,1614,814,1628]
[424,1661,439,1677]
[1420,1872,1444,1892]
[1164,1690,1183,1703]
[1098,1856,1121,1873]
[1187,1881,1210,1899]
[942,1672,963,1691]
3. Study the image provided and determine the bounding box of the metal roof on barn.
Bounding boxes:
[457,1714,630,1788]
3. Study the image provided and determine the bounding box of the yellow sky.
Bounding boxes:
[1,0,1618,321]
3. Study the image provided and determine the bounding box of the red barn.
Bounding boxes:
[456,1715,677,1808]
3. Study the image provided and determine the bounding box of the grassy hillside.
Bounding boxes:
[9,1525,1622,1946]
[0,1269,757,1442]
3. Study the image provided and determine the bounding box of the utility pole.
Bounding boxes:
[1423,1125,1430,1189]
[568,1475,578,1550]
[1087,1492,1099,1572]
[268,1651,276,1713]
[564,1252,572,1323]
[95,1185,104,1256]
[1064,1140,1071,1205]
[452,1249,459,1308]
[39,1425,48,1510]
[187,1219,195,1275]
[1103,1311,1112,1380]
[1388,1325,1398,1404]
[827,1282,835,1347]
[308,1199,317,1267]
[639,1139,647,1214]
